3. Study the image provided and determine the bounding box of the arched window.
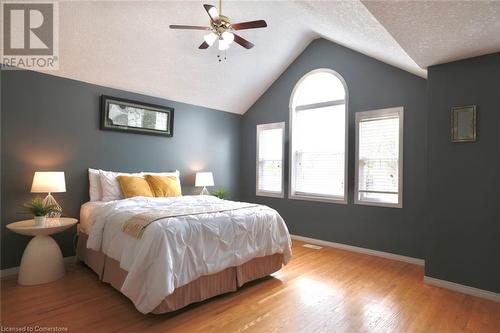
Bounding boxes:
[289,69,348,203]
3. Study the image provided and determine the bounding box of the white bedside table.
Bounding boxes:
[6,217,78,286]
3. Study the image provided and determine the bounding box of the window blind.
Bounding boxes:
[293,105,346,197]
[257,124,284,195]
[295,151,345,196]
[356,111,402,206]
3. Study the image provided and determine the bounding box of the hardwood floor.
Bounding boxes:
[1,240,499,333]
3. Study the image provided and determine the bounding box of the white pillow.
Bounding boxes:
[141,170,180,178]
[99,169,142,202]
[88,168,102,201]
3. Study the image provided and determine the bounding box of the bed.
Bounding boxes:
[77,195,292,314]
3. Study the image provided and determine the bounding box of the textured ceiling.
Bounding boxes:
[362,0,500,68]
[38,1,500,114]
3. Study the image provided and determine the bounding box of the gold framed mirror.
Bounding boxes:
[451,105,476,143]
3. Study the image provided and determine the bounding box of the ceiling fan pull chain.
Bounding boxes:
[216,51,227,62]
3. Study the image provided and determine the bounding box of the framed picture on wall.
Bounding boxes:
[451,105,476,143]
[100,95,174,137]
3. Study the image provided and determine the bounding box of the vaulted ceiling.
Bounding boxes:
[40,1,500,114]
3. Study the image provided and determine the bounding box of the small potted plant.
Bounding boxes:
[21,197,59,226]
[212,188,229,199]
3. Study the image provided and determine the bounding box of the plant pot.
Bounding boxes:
[34,216,46,226]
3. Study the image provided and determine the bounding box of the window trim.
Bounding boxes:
[354,106,404,208]
[256,122,285,198]
[288,68,349,204]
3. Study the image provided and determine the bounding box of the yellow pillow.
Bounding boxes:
[117,176,154,198]
[145,175,182,197]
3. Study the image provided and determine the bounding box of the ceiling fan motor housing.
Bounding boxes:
[212,15,232,36]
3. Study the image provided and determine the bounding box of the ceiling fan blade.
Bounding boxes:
[231,20,267,30]
[199,41,210,49]
[203,4,221,25]
[233,34,254,49]
[169,25,211,30]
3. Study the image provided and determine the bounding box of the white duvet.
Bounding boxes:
[86,195,292,314]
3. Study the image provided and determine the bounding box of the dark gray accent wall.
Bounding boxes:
[1,69,241,269]
[427,53,500,293]
[241,38,428,259]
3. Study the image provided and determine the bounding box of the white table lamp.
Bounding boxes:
[195,172,214,195]
[31,171,66,217]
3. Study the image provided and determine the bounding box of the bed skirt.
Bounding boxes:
[76,232,284,314]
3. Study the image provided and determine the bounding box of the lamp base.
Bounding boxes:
[200,187,210,196]
[43,193,62,218]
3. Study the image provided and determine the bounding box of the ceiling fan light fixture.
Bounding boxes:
[222,31,234,44]
[218,38,230,51]
[204,32,218,46]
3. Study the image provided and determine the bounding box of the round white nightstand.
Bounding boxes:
[6,218,78,286]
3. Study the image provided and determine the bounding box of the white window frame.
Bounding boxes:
[288,68,349,204]
[256,122,285,198]
[354,106,404,208]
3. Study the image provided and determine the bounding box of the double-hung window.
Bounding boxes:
[256,122,285,197]
[289,69,348,203]
[355,107,404,208]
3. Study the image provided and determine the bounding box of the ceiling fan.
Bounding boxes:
[169,0,267,51]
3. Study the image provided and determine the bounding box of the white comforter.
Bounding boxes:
[86,195,292,313]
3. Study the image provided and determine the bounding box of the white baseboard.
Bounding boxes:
[291,234,425,266]
[424,276,500,303]
[0,256,77,278]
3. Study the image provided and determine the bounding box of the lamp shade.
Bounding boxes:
[31,172,66,193]
[195,172,214,187]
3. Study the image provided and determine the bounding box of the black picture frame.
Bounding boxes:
[100,95,174,137]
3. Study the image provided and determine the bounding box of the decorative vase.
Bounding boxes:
[34,216,46,226]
